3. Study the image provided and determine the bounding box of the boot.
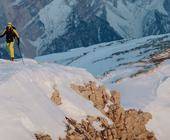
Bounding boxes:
[11,57,14,61]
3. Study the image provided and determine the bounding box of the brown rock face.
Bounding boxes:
[35,133,52,140]
[63,112,155,140]
[35,82,156,139]
[51,89,62,105]
[71,81,110,111]
[69,82,156,140]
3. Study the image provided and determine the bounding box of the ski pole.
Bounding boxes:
[17,44,24,64]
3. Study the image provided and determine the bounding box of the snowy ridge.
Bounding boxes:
[0,59,108,140]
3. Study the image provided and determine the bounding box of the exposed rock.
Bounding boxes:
[35,133,52,140]
[151,48,170,63]
[63,112,155,140]
[111,90,121,105]
[51,89,62,105]
[71,81,110,110]
[70,82,156,140]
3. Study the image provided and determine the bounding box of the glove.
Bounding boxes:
[17,38,20,46]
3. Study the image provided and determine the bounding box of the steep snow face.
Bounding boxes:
[0,59,109,140]
[105,0,167,38]
[35,0,74,53]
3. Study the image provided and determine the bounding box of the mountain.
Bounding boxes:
[36,33,170,84]
[0,59,156,140]
[36,33,170,107]
[36,34,170,139]
[1,0,170,57]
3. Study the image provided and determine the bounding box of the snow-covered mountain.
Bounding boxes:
[1,0,170,57]
[36,33,170,107]
[0,56,170,139]
[36,34,170,139]
[36,33,170,84]
[1,1,170,139]
[0,59,156,140]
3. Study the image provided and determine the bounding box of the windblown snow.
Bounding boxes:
[0,59,108,140]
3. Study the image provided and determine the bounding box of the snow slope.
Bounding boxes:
[36,33,170,82]
[0,59,170,139]
[0,59,109,140]
[113,60,170,140]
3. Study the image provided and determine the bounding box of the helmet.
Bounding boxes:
[7,22,13,28]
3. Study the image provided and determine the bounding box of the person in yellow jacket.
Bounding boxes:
[0,22,20,61]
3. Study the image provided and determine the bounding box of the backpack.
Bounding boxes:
[5,26,17,42]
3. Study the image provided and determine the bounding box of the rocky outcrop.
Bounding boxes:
[71,81,110,111]
[51,89,62,105]
[34,82,156,139]
[69,82,156,140]
[106,91,154,140]
[35,133,52,140]
[151,48,170,63]
[64,116,115,140]
[64,112,155,140]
